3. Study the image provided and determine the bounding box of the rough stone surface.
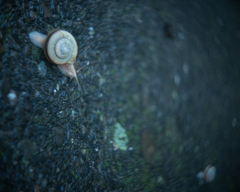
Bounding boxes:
[0,0,240,192]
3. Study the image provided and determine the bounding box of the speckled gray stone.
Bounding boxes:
[22,45,31,57]
[38,61,47,77]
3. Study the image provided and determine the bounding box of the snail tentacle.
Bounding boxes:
[29,31,46,48]
[57,63,82,93]
[77,64,88,73]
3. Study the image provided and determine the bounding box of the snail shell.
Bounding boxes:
[43,29,78,65]
[197,165,216,183]
[204,165,216,182]
[29,29,83,92]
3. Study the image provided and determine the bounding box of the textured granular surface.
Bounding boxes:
[0,0,240,191]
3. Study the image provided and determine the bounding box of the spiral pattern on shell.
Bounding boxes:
[44,29,78,65]
[204,165,216,182]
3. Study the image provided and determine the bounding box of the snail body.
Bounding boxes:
[29,29,84,92]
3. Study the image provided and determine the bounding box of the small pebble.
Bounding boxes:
[35,91,40,97]
[42,178,47,188]
[52,14,60,20]
[65,20,72,26]
[56,84,60,91]
[178,32,185,40]
[38,61,47,77]
[61,76,68,85]
[22,45,31,57]
[29,11,36,20]
[41,1,52,18]
[7,90,17,106]
[10,50,18,58]
[89,27,95,38]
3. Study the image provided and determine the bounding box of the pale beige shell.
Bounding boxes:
[43,29,78,65]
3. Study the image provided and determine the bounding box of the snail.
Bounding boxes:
[197,165,216,183]
[29,29,86,92]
